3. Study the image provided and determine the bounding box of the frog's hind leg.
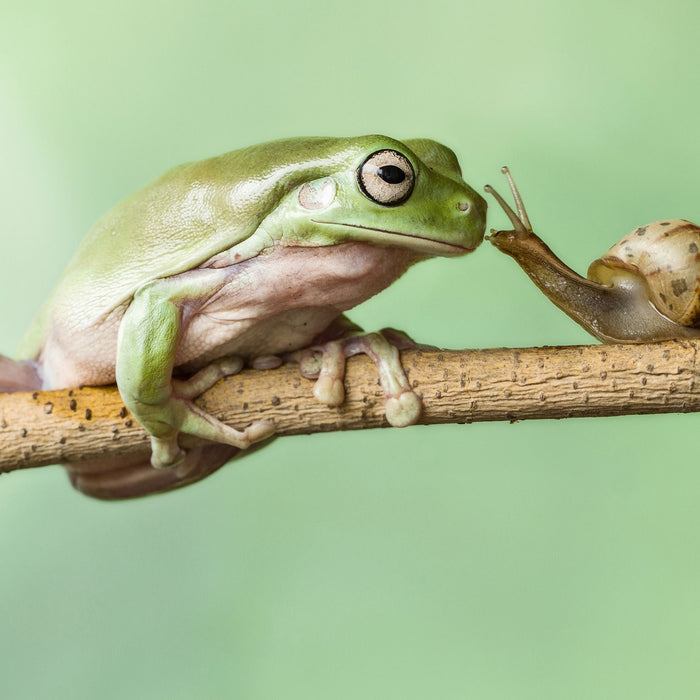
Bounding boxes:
[65,444,242,500]
[0,356,41,393]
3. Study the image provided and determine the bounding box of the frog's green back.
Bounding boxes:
[18,135,464,359]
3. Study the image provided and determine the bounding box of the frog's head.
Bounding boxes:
[259,135,486,257]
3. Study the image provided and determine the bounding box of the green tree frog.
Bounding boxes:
[1,136,486,499]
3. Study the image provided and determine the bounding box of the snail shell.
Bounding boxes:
[587,220,700,327]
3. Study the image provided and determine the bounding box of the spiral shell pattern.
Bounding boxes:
[587,220,700,326]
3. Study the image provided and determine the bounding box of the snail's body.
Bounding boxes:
[485,169,700,343]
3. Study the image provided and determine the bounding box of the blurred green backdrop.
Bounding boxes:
[2,1,700,698]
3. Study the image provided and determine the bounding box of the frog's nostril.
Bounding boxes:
[456,201,470,212]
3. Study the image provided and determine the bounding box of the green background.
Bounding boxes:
[2,1,700,697]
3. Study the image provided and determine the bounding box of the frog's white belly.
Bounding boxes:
[39,242,421,389]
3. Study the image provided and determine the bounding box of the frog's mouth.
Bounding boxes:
[310,220,476,256]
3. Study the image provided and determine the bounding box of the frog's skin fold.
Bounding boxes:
[1,135,486,499]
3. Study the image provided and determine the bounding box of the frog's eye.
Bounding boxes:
[357,149,415,206]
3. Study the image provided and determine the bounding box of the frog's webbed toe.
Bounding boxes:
[289,326,424,428]
[145,356,275,469]
[149,393,274,469]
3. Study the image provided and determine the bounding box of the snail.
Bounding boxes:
[484,168,700,343]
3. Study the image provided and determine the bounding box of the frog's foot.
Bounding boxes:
[376,327,439,352]
[66,444,241,500]
[289,329,424,428]
[146,357,275,469]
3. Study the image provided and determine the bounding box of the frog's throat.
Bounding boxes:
[310,219,475,256]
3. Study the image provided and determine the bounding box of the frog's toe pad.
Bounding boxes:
[151,436,186,469]
[251,355,283,370]
[245,419,276,444]
[297,351,323,378]
[313,375,345,406]
[385,391,422,427]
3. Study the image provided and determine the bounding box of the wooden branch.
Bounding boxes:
[1,340,698,473]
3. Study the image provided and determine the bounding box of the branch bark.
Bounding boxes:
[2,340,698,473]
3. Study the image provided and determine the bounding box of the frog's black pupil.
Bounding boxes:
[377,165,406,184]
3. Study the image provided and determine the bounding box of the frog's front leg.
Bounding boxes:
[116,270,274,469]
[289,316,427,427]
